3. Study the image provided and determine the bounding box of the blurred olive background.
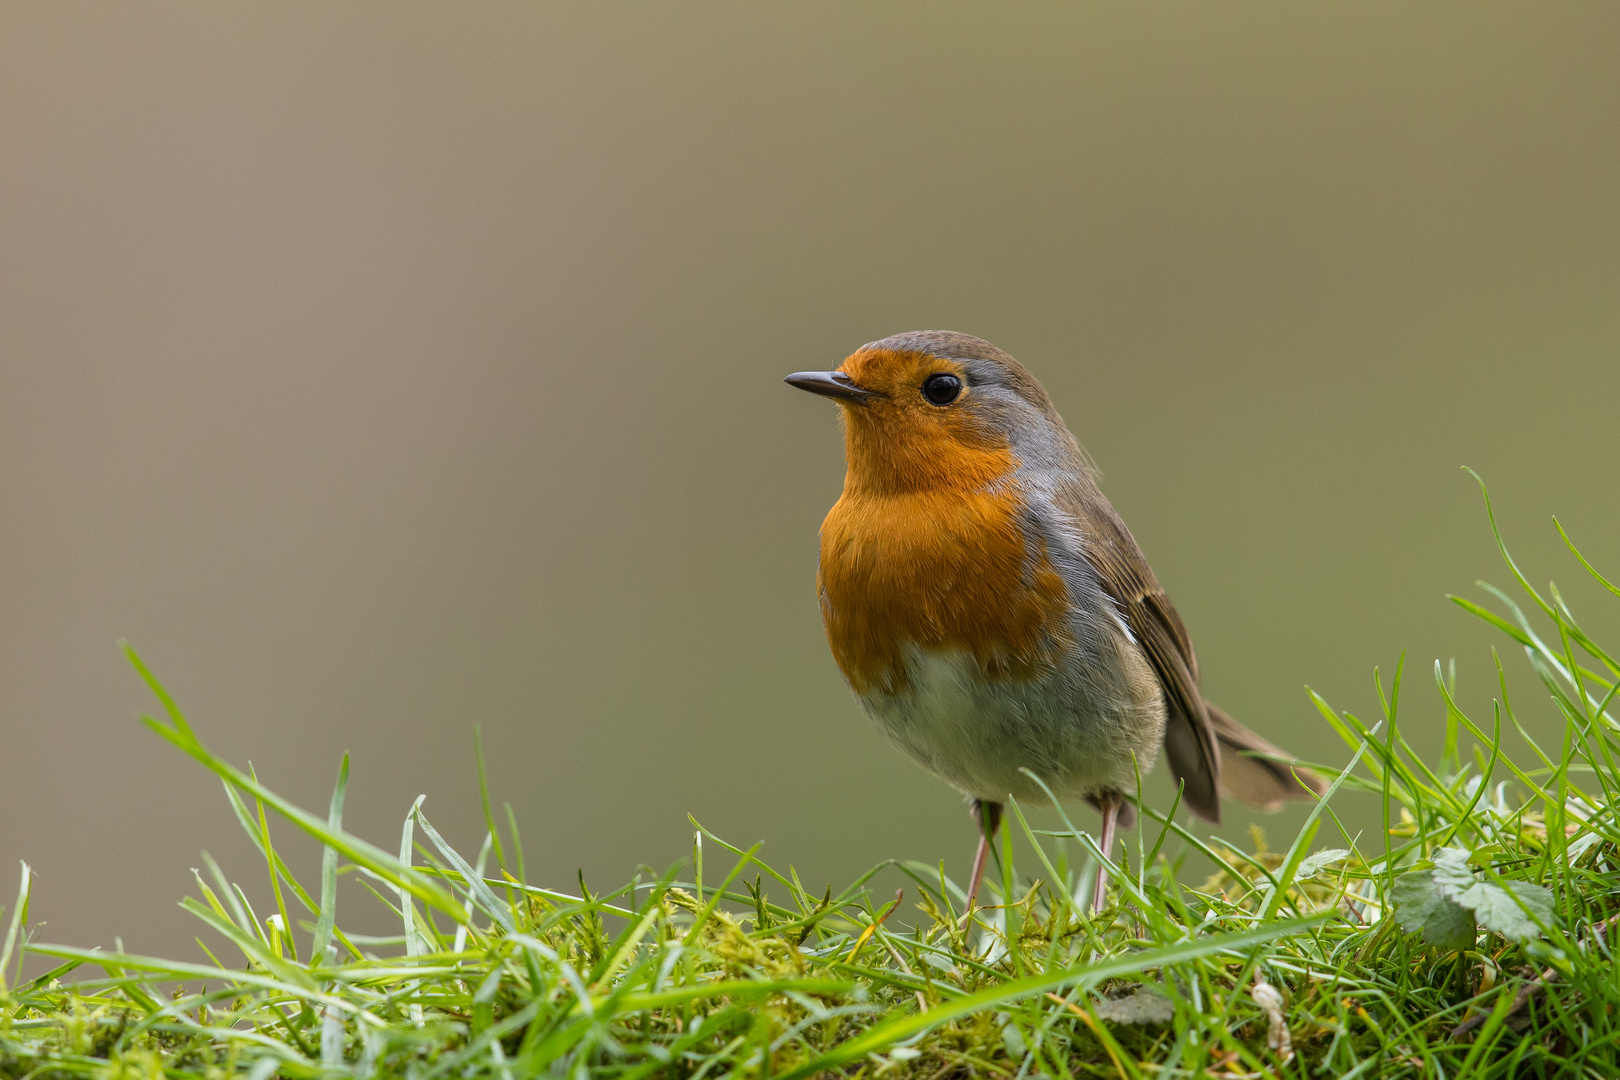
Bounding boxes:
[3,3,1619,959]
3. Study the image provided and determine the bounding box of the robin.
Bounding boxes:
[787,331,1324,913]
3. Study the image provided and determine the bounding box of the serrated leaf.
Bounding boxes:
[1453,880,1554,942]
[1429,846,1554,942]
[1392,871,1477,950]
[1390,871,1441,930]
[1094,987,1174,1025]
[1429,847,1478,895]
[1294,849,1350,881]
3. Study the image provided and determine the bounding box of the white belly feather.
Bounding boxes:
[856,642,1165,805]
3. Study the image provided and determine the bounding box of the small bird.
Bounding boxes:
[787,331,1324,913]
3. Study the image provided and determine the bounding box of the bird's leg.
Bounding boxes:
[1090,793,1121,914]
[965,798,1003,916]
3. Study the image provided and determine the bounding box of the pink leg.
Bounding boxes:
[964,799,1003,915]
[965,834,992,914]
[1091,795,1120,913]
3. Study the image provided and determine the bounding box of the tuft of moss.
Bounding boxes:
[4,477,1620,1078]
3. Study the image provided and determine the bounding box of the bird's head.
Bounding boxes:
[786,331,1081,496]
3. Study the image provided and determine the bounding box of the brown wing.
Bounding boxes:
[1063,479,1326,820]
[1062,482,1225,823]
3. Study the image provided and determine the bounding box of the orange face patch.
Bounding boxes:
[832,349,1009,498]
[817,348,1073,694]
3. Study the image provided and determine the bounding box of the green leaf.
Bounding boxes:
[1294,848,1350,881]
[1452,879,1554,942]
[1095,986,1175,1025]
[1429,847,1478,894]
[1398,847,1554,945]
[1392,871,1477,950]
[1430,846,1554,942]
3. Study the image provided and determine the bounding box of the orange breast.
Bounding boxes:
[818,473,1073,696]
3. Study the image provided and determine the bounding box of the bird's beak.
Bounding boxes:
[783,370,884,404]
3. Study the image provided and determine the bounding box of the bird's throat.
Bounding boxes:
[838,404,1014,498]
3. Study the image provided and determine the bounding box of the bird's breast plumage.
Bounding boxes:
[816,457,1166,803]
[817,478,1073,697]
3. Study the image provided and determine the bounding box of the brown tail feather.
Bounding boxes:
[1204,702,1327,812]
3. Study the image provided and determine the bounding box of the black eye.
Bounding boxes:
[922,373,962,406]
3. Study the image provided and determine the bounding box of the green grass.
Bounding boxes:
[5,476,1620,1079]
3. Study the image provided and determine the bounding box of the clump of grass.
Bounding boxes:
[3,477,1619,1078]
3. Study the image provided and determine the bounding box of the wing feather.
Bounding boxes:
[1059,481,1224,822]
